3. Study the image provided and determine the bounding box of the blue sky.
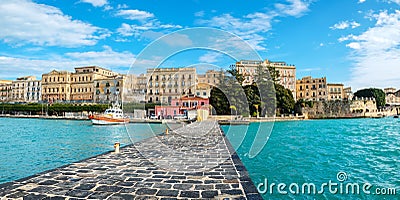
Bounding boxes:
[0,0,399,90]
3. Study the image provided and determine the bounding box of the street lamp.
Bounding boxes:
[254,104,259,118]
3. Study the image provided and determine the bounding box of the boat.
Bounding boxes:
[90,103,130,125]
[394,115,399,118]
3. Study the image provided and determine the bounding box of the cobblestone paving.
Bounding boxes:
[0,120,262,200]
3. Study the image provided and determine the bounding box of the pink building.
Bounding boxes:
[155,95,209,118]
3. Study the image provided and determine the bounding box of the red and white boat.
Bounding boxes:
[90,104,130,125]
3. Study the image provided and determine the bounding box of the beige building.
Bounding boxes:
[123,74,146,103]
[195,70,225,98]
[146,67,196,104]
[344,87,353,100]
[327,83,344,100]
[70,66,118,102]
[0,80,12,102]
[234,59,296,99]
[94,76,124,104]
[296,76,327,101]
[384,88,400,105]
[350,97,377,113]
[42,70,72,103]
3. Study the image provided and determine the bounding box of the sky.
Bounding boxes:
[0,0,399,91]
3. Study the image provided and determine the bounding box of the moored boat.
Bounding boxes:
[90,104,129,125]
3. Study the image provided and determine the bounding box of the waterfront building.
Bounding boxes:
[70,66,118,103]
[154,95,209,118]
[195,70,225,98]
[11,76,39,103]
[296,76,327,101]
[233,59,296,99]
[93,75,124,104]
[146,67,196,104]
[327,83,344,100]
[123,74,146,103]
[41,70,72,103]
[384,88,400,106]
[350,97,377,113]
[0,80,12,102]
[344,87,353,100]
[26,79,41,103]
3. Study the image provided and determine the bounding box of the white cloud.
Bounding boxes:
[275,0,310,17]
[116,9,154,21]
[344,10,400,89]
[358,0,366,3]
[197,0,311,50]
[80,0,108,7]
[0,46,136,79]
[194,11,205,17]
[117,22,182,39]
[330,21,360,30]
[0,0,109,47]
[160,33,193,47]
[386,0,400,5]
[198,52,223,63]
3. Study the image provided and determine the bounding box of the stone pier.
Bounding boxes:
[0,120,261,199]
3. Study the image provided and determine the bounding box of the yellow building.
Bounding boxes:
[234,59,296,99]
[344,87,353,100]
[296,76,327,101]
[94,76,124,103]
[0,80,12,102]
[327,83,344,100]
[146,67,197,104]
[42,70,72,103]
[70,66,118,102]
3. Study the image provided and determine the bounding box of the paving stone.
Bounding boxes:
[95,185,123,192]
[221,189,244,195]
[201,190,219,198]
[65,189,92,198]
[156,189,179,197]
[108,193,135,199]
[135,188,158,195]
[172,184,192,190]
[179,191,200,198]
[75,183,96,190]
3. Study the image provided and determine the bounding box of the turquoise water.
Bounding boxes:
[0,118,166,184]
[222,118,400,199]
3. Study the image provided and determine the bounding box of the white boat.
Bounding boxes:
[90,103,130,125]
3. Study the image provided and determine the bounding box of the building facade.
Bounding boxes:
[42,70,72,103]
[384,88,400,105]
[327,83,344,101]
[94,76,124,104]
[10,76,39,103]
[195,70,225,98]
[123,74,146,103]
[344,87,353,100]
[155,95,209,118]
[70,66,118,102]
[234,59,296,99]
[296,76,328,101]
[26,79,42,102]
[146,67,197,104]
[0,80,12,102]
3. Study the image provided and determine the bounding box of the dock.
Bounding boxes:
[0,120,262,199]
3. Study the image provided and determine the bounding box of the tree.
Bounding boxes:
[275,84,295,115]
[354,88,386,108]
